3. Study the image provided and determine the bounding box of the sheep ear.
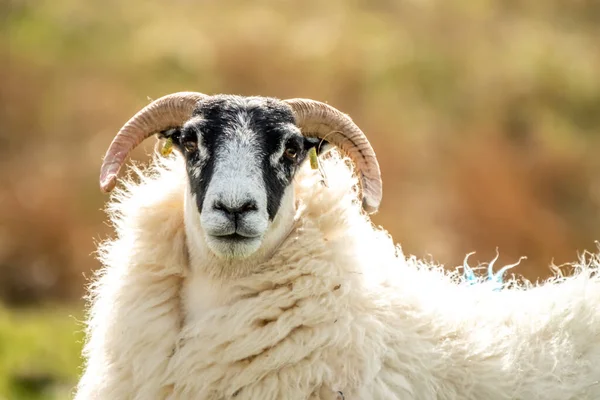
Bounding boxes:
[158,128,182,145]
[304,137,333,156]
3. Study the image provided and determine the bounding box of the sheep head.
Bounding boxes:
[99,92,382,260]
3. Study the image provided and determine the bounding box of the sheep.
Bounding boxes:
[76,92,600,400]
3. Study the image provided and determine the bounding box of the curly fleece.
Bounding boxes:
[75,153,600,400]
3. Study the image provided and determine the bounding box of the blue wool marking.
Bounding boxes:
[462,248,526,291]
[462,252,478,284]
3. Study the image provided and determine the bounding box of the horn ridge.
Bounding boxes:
[99,91,207,193]
[284,98,382,214]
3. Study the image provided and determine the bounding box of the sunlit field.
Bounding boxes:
[0,306,83,399]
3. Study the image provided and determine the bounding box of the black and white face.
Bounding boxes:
[165,95,328,259]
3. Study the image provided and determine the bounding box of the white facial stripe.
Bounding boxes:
[269,132,288,167]
[211,123,265,209]
[269,131,294,182]
[236,112,249,130]
[232,112,255,147]
[194,133,209,165]
[200,114,269,244]
[190,164,202,180]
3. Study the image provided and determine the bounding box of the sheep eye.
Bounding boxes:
[183,141,197,153]
[284,147,297,160]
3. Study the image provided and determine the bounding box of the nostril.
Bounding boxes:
[212,200,257,216]
[240,200,258,213]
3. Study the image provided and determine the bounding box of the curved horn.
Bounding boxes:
[284,99,382,214]
[99,92,207,193]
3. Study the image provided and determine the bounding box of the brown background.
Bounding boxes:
[3,0,600,305]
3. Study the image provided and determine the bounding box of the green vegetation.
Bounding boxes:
[0,306,83,400]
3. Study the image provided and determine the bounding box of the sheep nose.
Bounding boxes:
[213,200,258,220]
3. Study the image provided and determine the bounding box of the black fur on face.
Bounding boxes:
[160,95,329,220]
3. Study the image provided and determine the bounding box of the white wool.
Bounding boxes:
[76,153,600,399]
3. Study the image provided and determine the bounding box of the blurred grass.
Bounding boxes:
[3,0,600,303]
[0,305,83,400]
[1,0,600,337]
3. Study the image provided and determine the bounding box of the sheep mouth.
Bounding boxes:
[205,231,264,259]
[212,233,257,242]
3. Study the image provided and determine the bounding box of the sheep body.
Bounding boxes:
[76,154,600,399]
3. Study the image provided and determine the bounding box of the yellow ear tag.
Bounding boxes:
[308,147,319,170]
[161,137,173,157]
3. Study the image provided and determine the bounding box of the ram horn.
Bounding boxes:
[284,99,382,214]
[99,92,207,193]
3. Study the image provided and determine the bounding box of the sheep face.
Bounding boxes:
[167,95,327,259]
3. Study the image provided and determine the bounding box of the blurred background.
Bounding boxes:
[2,0,600,398]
